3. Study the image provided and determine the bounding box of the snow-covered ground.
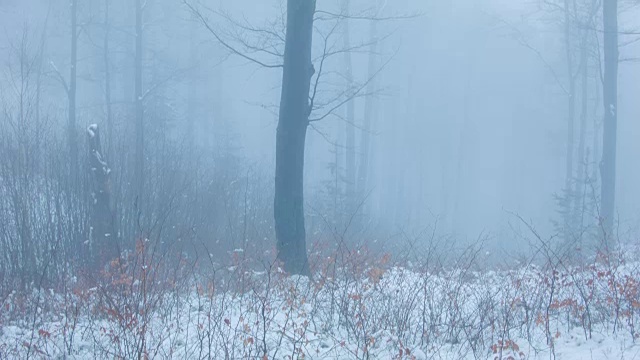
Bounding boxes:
[2,253,640,359]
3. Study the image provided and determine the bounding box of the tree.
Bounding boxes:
[341,0,356,211]
[103,0,113,159]
[570,0,600,246]
[562,0,578,207]
[274,0,317,275]
[600,0,618,238]
[357,2,382,205]
[186,0,391,275]
[87,124,117,268]
[135,0,145,208]
[69,0,79,185]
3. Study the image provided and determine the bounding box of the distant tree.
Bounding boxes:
[87,124,117,268]
[570,0,600,246]
[69,0,79,185]
[561,0,578,205]
[342,0,356,212]
[135,0,145,209]
[357,1,383,205]
[103,0,114,160]
[600,0,618,239]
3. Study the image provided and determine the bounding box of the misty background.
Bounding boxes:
[1,0,639,285]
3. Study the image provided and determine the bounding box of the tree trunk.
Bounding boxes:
[188,12,198,149]
[600,0,618,238]
[358,19,378,202]
[104,0,113,160]
[563,0,576,223]
[274,0,316,276]
[572,35,589,235]
[87,124,117,268]
[342,0,356,211]
[69,0,79,185]
[135,0,144,208]
[36,1,51,127]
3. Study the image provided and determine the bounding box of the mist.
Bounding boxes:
[2,0,640,357]
[1,0,640,268]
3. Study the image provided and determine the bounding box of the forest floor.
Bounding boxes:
[2,245,640,359]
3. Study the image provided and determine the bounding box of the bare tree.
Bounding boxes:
[272,0,318,275]
[571,0,600,245]
[357,2,383,204]
[183,0,400,275]
[69,0,79,185]
[342,0,356,211]
[562,0,578,204]
[104,0,114,160]
[135,0,145,209]
[87,124,117,268]
[600,0,618,238]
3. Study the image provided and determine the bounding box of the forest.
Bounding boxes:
[0,0,640,358]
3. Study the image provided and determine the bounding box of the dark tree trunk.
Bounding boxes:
[135,0,144,207]
[600,0,618,237]
[87,124,117,268]
[274,0,316,276]
[69,0,79,185]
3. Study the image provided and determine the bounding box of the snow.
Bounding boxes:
[2,259,640,359]
[87,124,98,138]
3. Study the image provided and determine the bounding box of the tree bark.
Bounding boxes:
[274,0,316,276]
[600,0,618,237]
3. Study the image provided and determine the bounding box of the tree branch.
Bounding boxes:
[184,1,283,69]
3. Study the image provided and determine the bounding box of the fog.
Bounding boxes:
[1,0,639,281]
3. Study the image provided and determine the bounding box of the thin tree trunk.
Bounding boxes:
[134,0,144,208]
[342,0,356,210]
[600,0,618,238]
[188,12,197,149]
[104,0,113,160]
[274,0,316,276]
[591,75,600,209]
[563,0,576,214]
[69,0,79,186]
[573,35,589,234]
[36,1,51,127]
[358,19,378,202]
[453,66,473,235]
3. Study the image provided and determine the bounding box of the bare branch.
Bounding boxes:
[314,10,420,22]
[491,14,570,95]
[48,60,69,95]
[184,1,283,69]
[309,51,395,123]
